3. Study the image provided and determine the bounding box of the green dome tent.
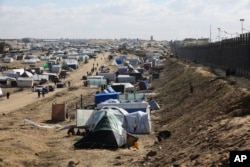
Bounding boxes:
[74,111,127,149]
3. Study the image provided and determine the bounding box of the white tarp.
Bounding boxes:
[125,111,151,134]
[76,109,95,127]
[96,99,148,111]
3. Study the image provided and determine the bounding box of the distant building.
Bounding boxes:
[151,36,153,41]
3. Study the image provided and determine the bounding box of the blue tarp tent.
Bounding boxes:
[95,92,122,105]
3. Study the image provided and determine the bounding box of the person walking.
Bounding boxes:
[38,91,41,98]
[6,92,10,99]
[42,88,46,97]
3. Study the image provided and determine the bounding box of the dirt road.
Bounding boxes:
[0,52,109,114]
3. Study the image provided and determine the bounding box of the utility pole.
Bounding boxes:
[240,18,245,34]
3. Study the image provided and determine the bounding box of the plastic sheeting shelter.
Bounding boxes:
[125,111,151,134]
[117,66,128,74]
[87,76,107,88]
[95,92,121,105]
[117,75,136,84]
[97,73,116,81]
[112,83,134,92]
[96,99,149,113]
[76,109,95,127]
[74,111,127,149]
[17,77,33,87]
[115,55,127,64]
[118,93,145,101]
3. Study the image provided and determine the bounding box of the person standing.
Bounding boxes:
[6,92,10,99]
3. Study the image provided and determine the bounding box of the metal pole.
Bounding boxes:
[240,18,244,34]
[218,28,221,41]
[81,94,83,109]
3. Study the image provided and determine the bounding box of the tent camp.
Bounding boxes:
[74,111,127,149]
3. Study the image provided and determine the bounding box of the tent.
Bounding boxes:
[96,99,149,113]
[74,111,127,149]
[86,107,128,128]
[125,111,151,134]
[95,92,121,105]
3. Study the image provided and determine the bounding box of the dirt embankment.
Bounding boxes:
[144,59,250,167]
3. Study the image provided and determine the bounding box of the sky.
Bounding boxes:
[0,0,250,41]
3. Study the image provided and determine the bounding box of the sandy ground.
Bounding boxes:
[0,52,155,167]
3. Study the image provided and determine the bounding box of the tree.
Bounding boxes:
[0,42,11,54]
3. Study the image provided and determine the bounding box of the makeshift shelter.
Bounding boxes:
[112,83,134,92]
[95,92,121,105]
[64,59,78,69]
[96,99,149,113]
[50,65,62,73]
[76,109,95,127]
[126,57,140,65]
[118,93,145,101]
[117,75,136,84]
[97,73,116,82]
[74,111,127,149]
[115,55,126,64]
[111,84,125,93]
[3,57,14,63]
[87,76,107,88]
[17,77,33,87]
[51,103,67,122]
[125,111,151,134]
[117,66,128,74]
[0,76,17,87]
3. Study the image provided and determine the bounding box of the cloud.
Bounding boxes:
[0,0,250,40]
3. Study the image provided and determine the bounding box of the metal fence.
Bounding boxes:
[173,33,250,77]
